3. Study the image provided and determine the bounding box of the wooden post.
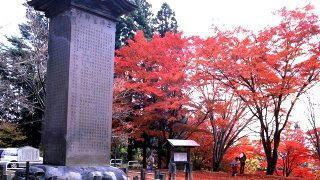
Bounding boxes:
[186,148,191,180]
[26,161,30,180]
[159,172,166,180]
[172,163,176,180]
[169,162,177,180]
[154,169,160,179]
[189,163,193,180]
[185,163,188,180]
[169,149,172,180]
[140,168,146,180]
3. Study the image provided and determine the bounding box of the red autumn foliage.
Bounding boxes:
[189,79,252,171]
[305,96,320,164]
[189,124,213,170]
[197,4,320,175]
[277,124,311,177]
[114,4,320,178]
[115,31,192,139]
[115,31,193,168]
[189,39,253,171]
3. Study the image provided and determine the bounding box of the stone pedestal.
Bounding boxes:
[27,0,135,179]
[34,165,127,180]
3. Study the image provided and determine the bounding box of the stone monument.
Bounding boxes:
[27,0,135,179]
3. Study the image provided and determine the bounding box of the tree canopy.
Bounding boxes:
[115,4,320,175]
[153,2,178,37]
[115,1,178,49]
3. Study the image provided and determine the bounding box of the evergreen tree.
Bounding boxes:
[0,4,48,147]
[115,0,154,49]
[0,122,26,147]
[153,3,178,37]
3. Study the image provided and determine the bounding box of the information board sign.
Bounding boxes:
[174,152,188,162]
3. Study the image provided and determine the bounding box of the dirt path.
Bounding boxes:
[127,170,308,180]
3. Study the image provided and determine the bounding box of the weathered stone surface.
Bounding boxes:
[33,165,127,180]
[28,0,135,176]
[43,8,116,166]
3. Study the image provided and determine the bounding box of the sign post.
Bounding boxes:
[167,139,200,180]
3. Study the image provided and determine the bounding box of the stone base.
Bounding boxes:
[32,165,127,180]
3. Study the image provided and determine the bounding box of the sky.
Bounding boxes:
[0,0,26,42]
[148,0,320,36]
[1,0,319,39]
[0,0,319,129]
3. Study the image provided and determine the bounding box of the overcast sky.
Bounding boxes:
[0,0,319,128]
[1,0,319,39]
[148,0,320,36]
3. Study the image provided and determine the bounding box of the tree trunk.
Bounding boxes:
[212,140,224,172]
[282,159,285,177]
[212,151,223,171]
[127,139,133,162]
[266,158,277,175]
[265,134,280,175]
[166,145,171,169]
[212,161,221,171]
[143,140,147,169]
[157,139,162,169]
[285,169,290,177]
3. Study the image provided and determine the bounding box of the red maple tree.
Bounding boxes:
[188,72,252,171]
[113,5,320,176]
[277,124,311,177]
[115,31,193,168]
[190,32,254,171]
[189,123,213,170]
[198,5,320,175]
[305,95,320,164]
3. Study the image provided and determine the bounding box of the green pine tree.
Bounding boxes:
[115,0,154,49]
[153,3,178,37]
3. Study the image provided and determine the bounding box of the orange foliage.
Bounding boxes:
[114,4,320,178]
[189,126,213,170]
[197,4,320,175]
[115,31,192,140]
[223,137,258,173]
[277,125,312,177]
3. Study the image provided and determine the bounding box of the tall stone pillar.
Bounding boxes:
[27,0,135,179]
